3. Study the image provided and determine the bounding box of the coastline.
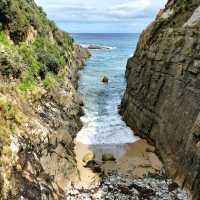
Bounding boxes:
[70,33,190,199]
[74,139,163,187]
[67,138,190,199]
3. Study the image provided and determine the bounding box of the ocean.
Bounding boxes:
[73,33,139,145]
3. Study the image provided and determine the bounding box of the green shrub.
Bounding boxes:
[0,96,15,120]
[43,72,58,89]
[0,45,22,78]
[0,32,10,46]
[33,37,66,74]
[17,79,36,91]
[18,43,40,76]
[0,0,51,43]
[0,0,75,91]
[17,65,38,92]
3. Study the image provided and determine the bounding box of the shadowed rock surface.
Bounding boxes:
[120,1,200,199]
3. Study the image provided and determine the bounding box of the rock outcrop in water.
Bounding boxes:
[0,0,90,199]
[102,76,109,84]
[121,1,200,199]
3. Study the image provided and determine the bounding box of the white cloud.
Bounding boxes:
[35,0,167,32]
[109,0,150,18]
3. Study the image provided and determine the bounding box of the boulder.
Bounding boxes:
[84,160,102,173]
[102,153,116,162]
[82,151,95,163]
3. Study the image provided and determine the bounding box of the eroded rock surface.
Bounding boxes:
[120,1,200,199]
[0,0,90,199]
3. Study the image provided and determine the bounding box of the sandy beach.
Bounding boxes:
[73,139,163,188]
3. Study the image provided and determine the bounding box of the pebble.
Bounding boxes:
[65,173,190,200]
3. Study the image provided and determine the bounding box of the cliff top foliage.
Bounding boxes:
[0,0,73,44]
[0,0,75,91]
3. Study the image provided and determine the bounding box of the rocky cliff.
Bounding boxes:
[121,0,200,199]
[0,0,90,199]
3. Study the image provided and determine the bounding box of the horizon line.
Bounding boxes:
[71,32,140,34]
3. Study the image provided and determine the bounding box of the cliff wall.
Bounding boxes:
[0,0,90,199]
[121,1,200,199]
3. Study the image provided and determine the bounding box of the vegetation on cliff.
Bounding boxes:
[0,0,90,199]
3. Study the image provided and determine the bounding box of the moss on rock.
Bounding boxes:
[82,152,95,163]
[102,153,116,162]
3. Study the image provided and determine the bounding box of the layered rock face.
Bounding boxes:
[121,1,200,199]
[0,0,90,199]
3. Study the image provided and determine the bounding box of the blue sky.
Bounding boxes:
[35,0,167,33]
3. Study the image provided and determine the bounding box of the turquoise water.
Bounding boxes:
[73,33,139,145]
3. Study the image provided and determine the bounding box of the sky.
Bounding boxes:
[35,0,167,33]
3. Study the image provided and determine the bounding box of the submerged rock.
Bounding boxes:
[87,45,112,50]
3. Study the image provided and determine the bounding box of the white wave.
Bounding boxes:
[76,114,139,145]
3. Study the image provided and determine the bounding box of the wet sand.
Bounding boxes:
[73,139,163,188]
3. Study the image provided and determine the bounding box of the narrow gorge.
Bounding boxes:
[0,0,199,200]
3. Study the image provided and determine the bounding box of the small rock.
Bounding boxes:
[79,99,84,107]
[70,189,79,196]
[102,76,109,83]
[168,182,179,192]
[102,185,108,193]
[118,185,132,195]
[91,189,95,194]
[84,160,102,173]
[93,190,103,199]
